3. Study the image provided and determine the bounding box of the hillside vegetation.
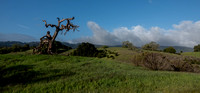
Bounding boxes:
[1,48,200,93]
[182,52,200,58]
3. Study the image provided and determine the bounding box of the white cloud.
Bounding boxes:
[69,21,119,45]
[69,20,200,47]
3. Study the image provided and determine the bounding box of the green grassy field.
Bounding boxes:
[182,52,200,58]
[105,47,138,63]
[1,48,200,93]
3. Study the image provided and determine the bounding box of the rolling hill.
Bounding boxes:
[0,41,194,52]
[0,47,200,92]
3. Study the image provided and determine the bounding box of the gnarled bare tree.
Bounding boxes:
[33,17,79,54]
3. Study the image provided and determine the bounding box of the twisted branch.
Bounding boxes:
[42,20,57,28]
[57,17,60,21]
[43,17,79,33]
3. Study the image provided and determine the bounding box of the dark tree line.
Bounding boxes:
[0,44,30,54]
[194,44,200,52]
[0,41,72,54]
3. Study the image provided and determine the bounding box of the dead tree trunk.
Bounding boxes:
[34,17,79,54]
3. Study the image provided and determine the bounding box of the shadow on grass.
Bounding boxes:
[0,65,75,87]
[0,65,40,87]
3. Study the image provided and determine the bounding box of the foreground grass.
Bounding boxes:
[1,53,200,93]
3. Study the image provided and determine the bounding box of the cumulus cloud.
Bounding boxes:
[69,21,119,45]
[0,33,36,42]
[69,21,200,47]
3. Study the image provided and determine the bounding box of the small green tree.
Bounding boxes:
[71,42,110,58]
[0,47,10,54]
[122,41,136,50]
[194,44,200,52]
[101,45,109,49]
[163,47,176,53]
[11,44,22,52]
[72,42,98,57]
[23,44,30,51]
[142,41,159,51]
[52,41,72,53]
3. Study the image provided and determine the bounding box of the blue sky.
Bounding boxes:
[1,0,200,47]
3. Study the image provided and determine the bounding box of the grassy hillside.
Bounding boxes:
[105,47,137,63]
[1,49,200,93]
[182,52,200,58]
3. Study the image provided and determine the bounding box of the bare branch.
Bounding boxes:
[42,20,57,28]
[59,18,67,23]
[42,20,47,25]
[57,17,60,21]
[59,17,74,23]
[69,23,79,31]
[66,17,74,20]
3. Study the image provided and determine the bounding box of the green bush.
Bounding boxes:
[97,50,107,58]
[132,52,197,72]
[71,42,119,59]
[194,44,200,52]
[0,44,31,54]
[52,41,72,53]
[163,47,176,53]
[11,44,22,52]
[101,45,109,49]
[122,41,137,50]
[71,42,105,57]
[0,47,11,54]
[110,55,115,59]
[142,41,159,51]
[23,44,30,51]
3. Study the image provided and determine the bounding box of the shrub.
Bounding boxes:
[97,50,107,58]
[110,55,115,59]
[0,47,10,54]
[194,44,200,52]
[142,41,159,51]
[132,52,198,72]
[0,44,31,54]
[52,41,72,53]
[71,42,119,59]
[115,53,119,56]
[71,42,107,58]
[101,45,109,49]
[122,41,137,50]
[71,42,120,59]
[11,44,22,52]
[184,56,200,65]
[23,44,30,51]
[72,42,98,57]
[163,47,176,53]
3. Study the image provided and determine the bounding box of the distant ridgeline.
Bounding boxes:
[0,41,39,47]
[0,41,78,49]
[159,46,193,53]
[0,41,193,52]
